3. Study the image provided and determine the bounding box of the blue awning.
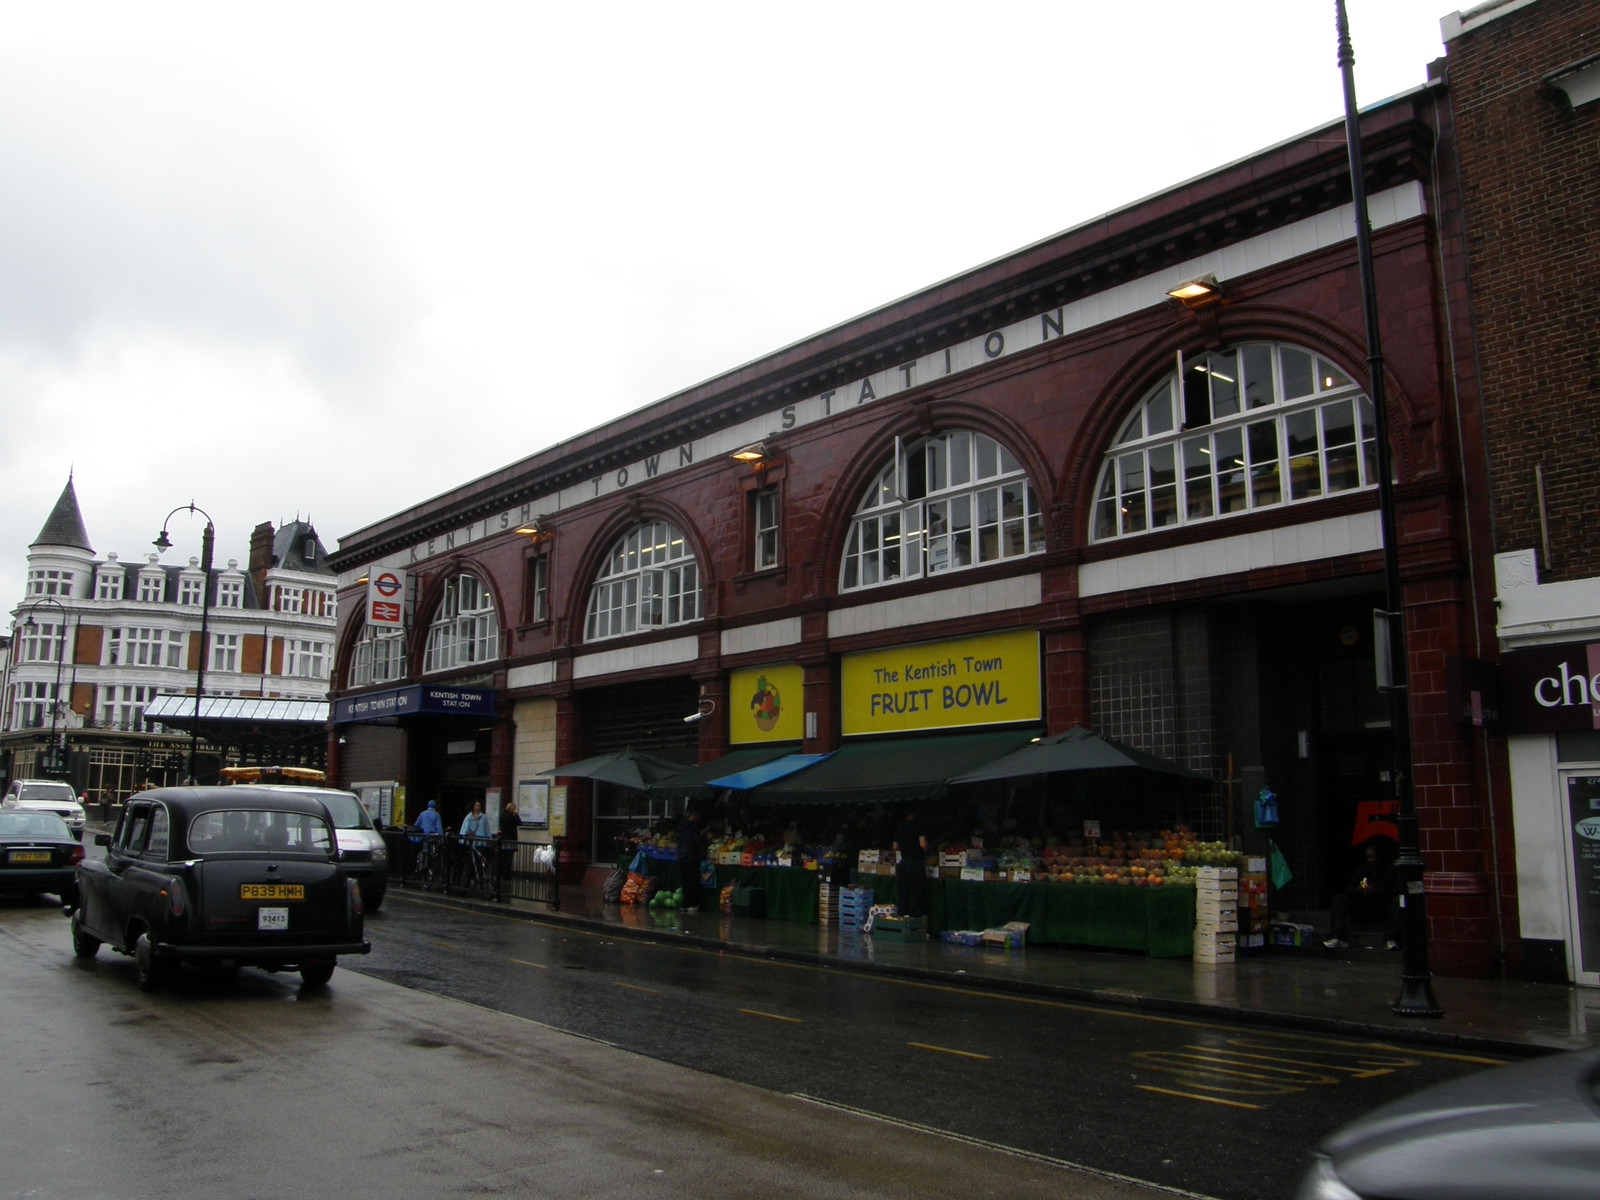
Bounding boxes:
[707,753,833,791]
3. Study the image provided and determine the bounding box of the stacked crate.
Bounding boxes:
[836,886,874,934]
[1193,865,1239,964]
[1239,857,1270,953]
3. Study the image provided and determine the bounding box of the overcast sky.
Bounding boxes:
[0,1,1455,613]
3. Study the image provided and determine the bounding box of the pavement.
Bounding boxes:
[419,879,1600,1060]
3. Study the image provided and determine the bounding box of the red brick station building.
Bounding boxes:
[327,1,1600,984]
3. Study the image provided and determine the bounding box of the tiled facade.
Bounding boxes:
[325,32,1579,982]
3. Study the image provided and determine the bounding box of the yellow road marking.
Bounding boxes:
[392,894,1513,1068]
[429,940,457,950]
[612,981,659,994]
[509,958,547,969]
[738,1008,803,1023]
[1136,1085,1263,1109]
[908,1041,992,1060]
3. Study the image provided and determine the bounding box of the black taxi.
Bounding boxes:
[72,786,370,990]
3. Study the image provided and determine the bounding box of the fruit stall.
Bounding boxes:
[621,825,1238,957]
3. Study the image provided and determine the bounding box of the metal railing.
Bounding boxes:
[382,829,561,910]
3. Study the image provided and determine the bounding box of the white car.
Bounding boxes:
[2,779,86,836]
[244,786,389,910]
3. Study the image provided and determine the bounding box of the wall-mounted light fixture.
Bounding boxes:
[515,517,555,543]
[683,698,717,724]
[1166,273,1223,308]
[729,442,767,465]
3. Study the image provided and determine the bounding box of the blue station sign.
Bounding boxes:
[333,685,495,724]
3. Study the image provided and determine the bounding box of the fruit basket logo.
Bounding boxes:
[750,675,781,732]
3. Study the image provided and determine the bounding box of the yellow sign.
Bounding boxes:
[841,629,1040,736]
[729,663,805,744]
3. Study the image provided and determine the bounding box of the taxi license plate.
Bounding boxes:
[240,883,304,901]
[9,850,51,863]
[257,908,289,931]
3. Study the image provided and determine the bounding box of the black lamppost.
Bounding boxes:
[17,598,70,772]
[154,503,215,785]
[1335,0,1442,1018]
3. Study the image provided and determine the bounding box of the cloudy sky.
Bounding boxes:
[1,1,1454,610]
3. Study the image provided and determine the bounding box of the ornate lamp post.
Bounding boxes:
[1334,0,1442,1018]
[154,503,215,785]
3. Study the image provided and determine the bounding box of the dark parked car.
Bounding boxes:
[72,786,370,990]
[1298,1047,1600,1199]
[0,810,83,904]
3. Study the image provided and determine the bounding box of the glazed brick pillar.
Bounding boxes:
[1406,574,1497,978]
[1042,623,1089,733]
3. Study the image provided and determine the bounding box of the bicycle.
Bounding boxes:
[461,838,492,894]
[415,835,444,891]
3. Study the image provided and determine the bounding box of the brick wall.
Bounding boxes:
[1449,0,1600,581]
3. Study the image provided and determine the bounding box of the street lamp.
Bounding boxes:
[17,597,70,774]
[154,503,215,785]
[1335,0,1442,1018]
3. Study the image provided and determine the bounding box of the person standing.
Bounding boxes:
[676,805,706,913]
[460,800,492,841]
[893,807,929,919]
[497,799,522,881]
[416,798,444,837]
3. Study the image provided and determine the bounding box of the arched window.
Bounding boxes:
[841,430,1043,591]
[422,574,500,673]
[1090,343,1378,541]
[585,520,700,642]
[348,625,408,687]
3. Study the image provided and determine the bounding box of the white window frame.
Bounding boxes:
[584,521,700,642]
[1090,342,1379,542]
[210,632,241,673]
[96,569,123,601]
[137,572,165,603]
[349,626,408,687]
[284,638,328,679]
[754,487,780,570]
[218,578,244,608]
[840,430,1043,592]
[422,575,501,672]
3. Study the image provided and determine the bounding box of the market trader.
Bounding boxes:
[893,807,929,919]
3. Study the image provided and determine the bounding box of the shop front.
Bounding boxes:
[1494,553,1600,985]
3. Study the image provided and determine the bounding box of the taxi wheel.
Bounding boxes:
[134,932,172,992]
[71,910,100,959]
[365,886,385,912]
[300,960,336,987]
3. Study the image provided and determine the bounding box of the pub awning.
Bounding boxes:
[744,728,1040,806]
[144,695,329,728]
[645,745,805,801]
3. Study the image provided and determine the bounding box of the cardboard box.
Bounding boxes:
[1009,869,1035,883]
[858,849,881,866]
[1196,866,1239,882]
[1193,947,1237,963]
[1195,918,1239,934]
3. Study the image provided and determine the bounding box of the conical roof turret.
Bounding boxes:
[31,476,94,552]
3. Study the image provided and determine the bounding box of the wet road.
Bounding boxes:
[348,893,1516,1200]
[2,894,1175,1200]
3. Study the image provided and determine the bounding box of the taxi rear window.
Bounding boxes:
[188,809,334,855]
